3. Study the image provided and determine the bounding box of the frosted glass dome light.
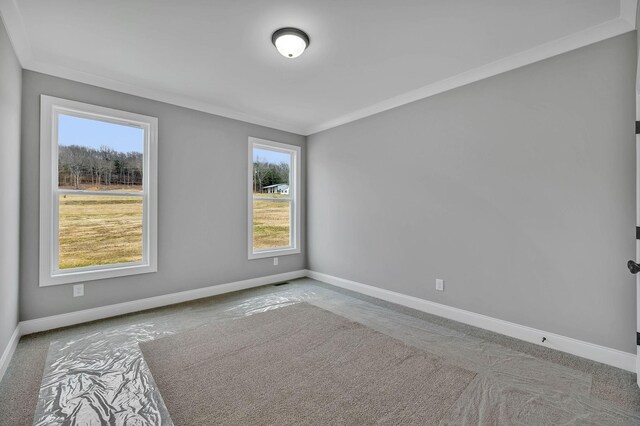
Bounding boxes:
[272,28,310,59]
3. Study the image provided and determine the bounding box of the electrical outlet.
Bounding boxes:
[435,279,444,292]
[73,284,84,297]
[273,257,279,266]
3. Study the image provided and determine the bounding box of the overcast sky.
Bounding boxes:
[253,147,290,165]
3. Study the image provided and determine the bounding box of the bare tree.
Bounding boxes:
[57,145,144,190]
[59,145,88,188]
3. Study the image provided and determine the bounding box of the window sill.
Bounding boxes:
[39,262,157,287]
[248,247,301,260]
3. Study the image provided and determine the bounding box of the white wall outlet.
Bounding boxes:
[273,257,279,266]
[435,279,444,292]
[73,284,84,297]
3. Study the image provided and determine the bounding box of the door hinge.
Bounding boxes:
[637,332,640,346]
[636,121,640,134]
[636,227,640,240]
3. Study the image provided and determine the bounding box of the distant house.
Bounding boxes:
[262,183,289,195]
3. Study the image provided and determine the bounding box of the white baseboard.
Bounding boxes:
[0,325,21,383]
[11,268,636,374]
[306,270,637,373]
[20,270,306,336]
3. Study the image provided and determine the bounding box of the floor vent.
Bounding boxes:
[273,282,289,286]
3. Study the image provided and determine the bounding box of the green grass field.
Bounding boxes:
[57,193,291,269]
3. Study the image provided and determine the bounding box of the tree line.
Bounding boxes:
[253,159,289,193]
[59,145,143,188]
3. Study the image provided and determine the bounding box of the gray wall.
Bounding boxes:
[20,71,306,320]
[308,33,637,353]
[0,17,22,352]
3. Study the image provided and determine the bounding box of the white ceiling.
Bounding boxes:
[0,0,635,135]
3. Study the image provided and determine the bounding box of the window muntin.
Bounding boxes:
[40,96,157,286]
[248,138,300,259]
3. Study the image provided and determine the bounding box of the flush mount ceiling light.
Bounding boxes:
[271,27,310,59]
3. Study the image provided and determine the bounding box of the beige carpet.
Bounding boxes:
[139,303,476,425]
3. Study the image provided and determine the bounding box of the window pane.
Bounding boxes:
[57,114,144,192]
[253,199,291,250]
[252,146,292,251]
[58,194,143,269]
[252,147,290,194]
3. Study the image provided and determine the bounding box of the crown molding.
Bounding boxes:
[0,0,31,65]
[22,59,307,135]
[1,0,635,137]
[0,0,305,134]
[619,0,638,28]
[305,16,635,135]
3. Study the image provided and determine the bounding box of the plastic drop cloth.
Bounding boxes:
[32,280,640,425]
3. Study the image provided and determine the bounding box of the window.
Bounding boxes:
[39,96,158,286]
[248,137,301,259]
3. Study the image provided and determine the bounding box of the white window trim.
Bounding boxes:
[248,137,301,260]
[39,95,158,286]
